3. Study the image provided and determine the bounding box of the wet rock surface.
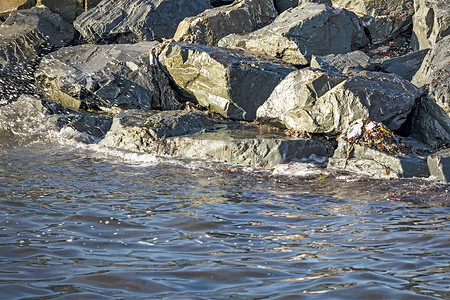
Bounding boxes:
[16,95,112,139]
[158,42,296,121]
[174,0,277,46]
[218,3,367,65]
[35,42,184,113]
[328,137,430,179]
[74,0,212,44]
[100,109,333,167]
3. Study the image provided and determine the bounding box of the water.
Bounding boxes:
[0,102,449,299]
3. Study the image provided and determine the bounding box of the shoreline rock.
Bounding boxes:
[99,109,334,167]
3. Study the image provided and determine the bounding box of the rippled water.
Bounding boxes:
[0,104,449,299]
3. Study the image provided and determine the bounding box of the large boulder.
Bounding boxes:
[173,0,277,46]
[0,6,74,68]
[410,0,450,51]
[257,68,420,134]
[0,0,35,20]
[157,42,296,121]
[99,110,333,167]
[381,49,429,81]
[35,42,184,113]
[328,137,430,179]
[331,0,414,45]
[73,0,212,44]
[218,3,367,65]
[412,35,450,114]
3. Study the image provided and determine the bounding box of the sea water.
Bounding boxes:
[0,100,449,299]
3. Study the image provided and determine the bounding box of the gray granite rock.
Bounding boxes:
[0,6,74,69]
[218,2,367,65]
[310,50,373,73]
[158,42,296,121]
[73,0,212,44]
[273,0,331,13]
[331,0,414,44]
[328,137,430,179]
[35,42,184,113]
[409,96,450,149]
[381,49,429,81]
[411,0,450,51]
[412,35,450,114]
[257,69,420,134]
[99,110,333,167]
[174,0,277,46]
[427,148,450,183]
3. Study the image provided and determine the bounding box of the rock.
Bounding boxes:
[328,137,430,179]
[427,148,450,183]
[360,15,413,45]
[408,96,450,149]
[173,0,277,46]
[412,35,450,114]
[35,42,184,113]
[0,0,35,20]
[257,69,420,134]
[74,0,212,44]
[411,0,450,51]
[158,42,296,121]
[38,0,84,23]
[330,0,414,44]
[310,50,373,73]
[99,110,333,167]
[331,0,414,17]
[0,6,75,69]
[17,95,112,139]
[273,0,331,14]
[218,3,367,65]
[381,49,429,80]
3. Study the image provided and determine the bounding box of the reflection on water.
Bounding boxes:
[0,144,449,299]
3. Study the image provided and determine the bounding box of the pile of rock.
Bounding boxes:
[1,0,449,182]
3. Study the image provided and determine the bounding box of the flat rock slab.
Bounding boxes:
[328,138,430,179]
[74,0,212,44]
[310,50,373,73]
[0,6,74,68]
[35,42,183,113]
[174,0,277,46]
[218,3,367,65]
[427,148,450,183]
[158,42,296,121]
[257,68,420,134]
[99,110,333,167]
